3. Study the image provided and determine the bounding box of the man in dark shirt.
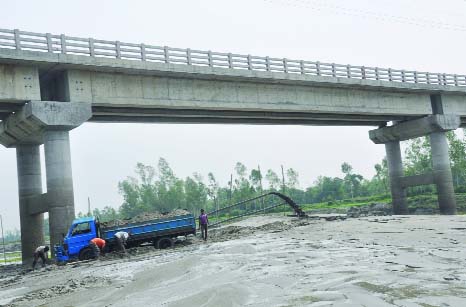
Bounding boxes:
[32,245,49,270]
[199,209,209,241]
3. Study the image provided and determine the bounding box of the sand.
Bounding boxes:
[2,215,466,307]
[100,209,191,228]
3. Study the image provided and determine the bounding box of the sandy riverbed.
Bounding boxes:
[2,215,466,307]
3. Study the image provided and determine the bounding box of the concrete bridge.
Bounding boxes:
[0,28,465,263]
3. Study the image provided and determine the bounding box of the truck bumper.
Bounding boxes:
[54,245,70,262]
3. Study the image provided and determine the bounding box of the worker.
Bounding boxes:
[32,245,49,270]
[199,209,209,241]
[89,237,106,259]
[114,231,130,254]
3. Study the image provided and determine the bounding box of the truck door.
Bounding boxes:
[67,221,96,257]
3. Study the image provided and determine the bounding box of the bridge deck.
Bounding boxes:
[1,28,466,126]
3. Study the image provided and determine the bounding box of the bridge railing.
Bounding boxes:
[1,28,465,87]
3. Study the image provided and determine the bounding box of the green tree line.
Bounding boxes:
[71,130,466,224]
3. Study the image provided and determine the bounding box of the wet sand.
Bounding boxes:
[2,215,466,307]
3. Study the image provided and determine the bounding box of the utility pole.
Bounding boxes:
[1,214,6,265]
[87,197,91,216]
[281,165,286,194]
[258,165,264,211]
[229,174,233,206]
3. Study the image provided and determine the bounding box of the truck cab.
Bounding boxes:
[55,216,99,262]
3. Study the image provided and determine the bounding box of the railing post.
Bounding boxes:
[443,74,447,85]
[388,68,392,81]
[186,48,191,65]
[437,74,442,85]
[60,34,67,54]
[46,33,53,52]
[208,50,213,67]
[332,63,336,77]
[346,65,351,78]
[140,44,147,61]
[14,29,21,50]
[316,62,321,76]
[375,67,379,80]
[228,53,233,69]
[361,66,366,79]
[164,46,169,63]
[401,70,406,82]
[283,58,288,73]
[414,71,418,83]
[115,41,121,59]
[300,60,305,74]
[454,74,458,86]
[426,72,430,84]
[247,55,253,70]
[89,38,95,57]
[265,56,271,72]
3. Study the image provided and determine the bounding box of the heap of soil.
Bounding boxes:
[101,209,191,228]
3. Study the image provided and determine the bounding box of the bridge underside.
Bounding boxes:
[90,106,410,126]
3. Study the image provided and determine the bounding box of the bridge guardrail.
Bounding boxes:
[0,28,465,87]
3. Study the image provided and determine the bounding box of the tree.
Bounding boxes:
[185,173,207,213]
[266,169,281,190]
[447,131,466,187]
[286,168,299,189]
[404,136,432,175]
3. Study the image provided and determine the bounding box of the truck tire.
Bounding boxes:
[156,237,174,249]
[78,247,95,261]
[90,243,100,258]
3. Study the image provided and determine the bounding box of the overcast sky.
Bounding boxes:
[1,0,465,231]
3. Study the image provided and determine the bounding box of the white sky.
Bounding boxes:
[0,0,465,231]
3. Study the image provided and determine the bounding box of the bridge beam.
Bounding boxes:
[0,101,91,262]
[369,112,460,215]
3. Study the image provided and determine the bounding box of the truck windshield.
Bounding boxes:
[71,222,91,236]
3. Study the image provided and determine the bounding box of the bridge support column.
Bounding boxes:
[16,144,44,265]
[44,130,76,250]
[369,114,460,215]
[385,141,408,214]
[0,101,92,263]
[430,132,457,214]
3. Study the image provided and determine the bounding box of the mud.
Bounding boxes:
[2,215,466,307]
[101,209,190,227]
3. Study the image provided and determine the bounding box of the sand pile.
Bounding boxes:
[101,209,190,228]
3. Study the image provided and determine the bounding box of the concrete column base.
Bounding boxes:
[430,132,457,214]
[385,141,408,214]
[16,145,44,265]
[44,130,76,251]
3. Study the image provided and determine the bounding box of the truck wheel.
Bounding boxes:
[157,237,174,249]
[78,247,94,261]
[90,243,100,258]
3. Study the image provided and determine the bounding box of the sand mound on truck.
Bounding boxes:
[101,209,191,228]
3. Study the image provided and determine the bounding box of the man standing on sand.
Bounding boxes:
[199,209,209,241]
[89,237,106,259]
[32,245,49,270]
[114,231,130,254]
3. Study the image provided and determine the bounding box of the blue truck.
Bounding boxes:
[54,212,196,262]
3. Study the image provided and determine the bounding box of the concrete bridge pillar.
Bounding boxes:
[44,130,76,250]
[430,131,457,214]
[16,144,45,265]
[384,141,408,214]
[369,114,460,215]
[0,101,92,263]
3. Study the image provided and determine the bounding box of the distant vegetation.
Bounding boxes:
[76,129,466,222]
